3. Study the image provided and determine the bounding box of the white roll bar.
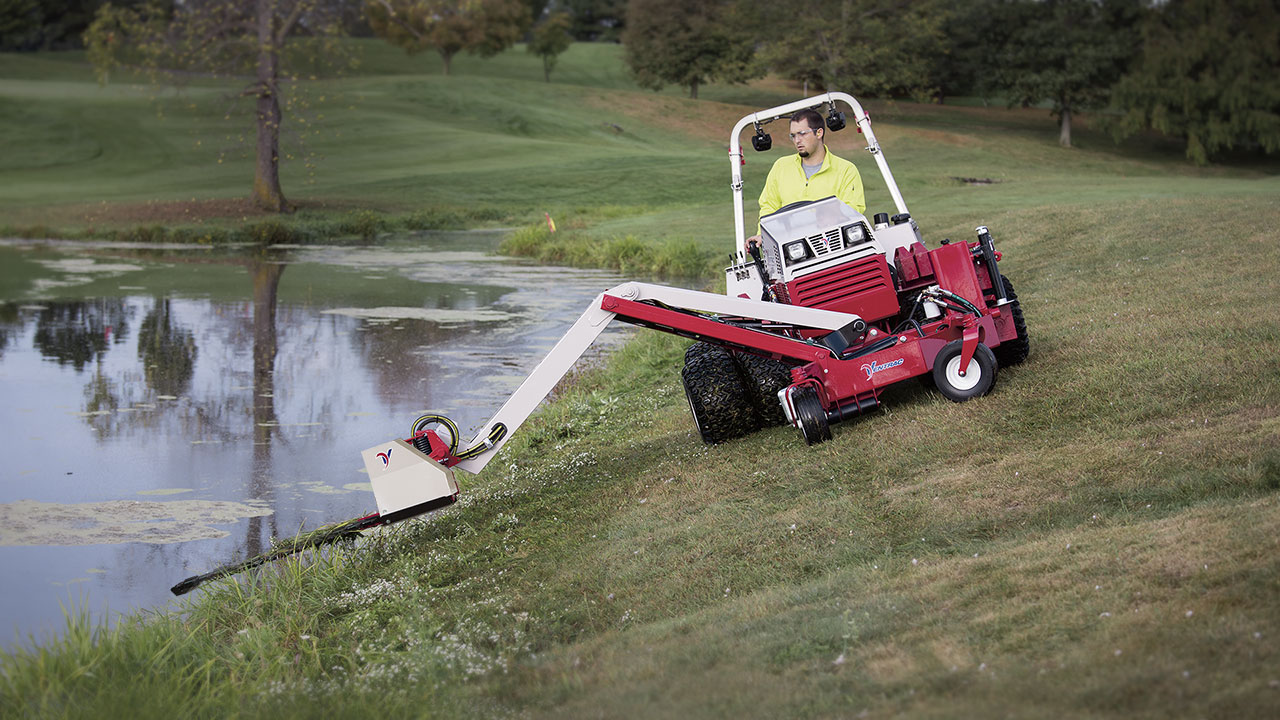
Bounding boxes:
[729,91,910,251]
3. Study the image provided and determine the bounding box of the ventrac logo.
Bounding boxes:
[861,357,905,380]
[376,448,393,468]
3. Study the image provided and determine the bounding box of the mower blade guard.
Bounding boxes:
[360,439,459,522]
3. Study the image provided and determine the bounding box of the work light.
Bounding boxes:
[785,241,808,262]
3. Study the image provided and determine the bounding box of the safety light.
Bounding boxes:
[825,105,846,132]
[751,123,772,152]
[784,241,808,262]
[844,224,865,244]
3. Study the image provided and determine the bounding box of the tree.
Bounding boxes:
[1109,0,1280,164]
[622,0,758,99]
[1,0,118,51]
[749,0,951,101]
[365,0,530,76]
[86,0,352,213]
[988,0,1142,148]
[527,10,571,82]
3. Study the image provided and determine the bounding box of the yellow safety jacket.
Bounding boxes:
[757,147,865,232]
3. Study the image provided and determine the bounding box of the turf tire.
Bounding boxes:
[682,344,758,443]
[732,351,792,426]
[993,274,1029,367]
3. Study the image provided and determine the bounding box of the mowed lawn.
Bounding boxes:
[2,40,1279,719]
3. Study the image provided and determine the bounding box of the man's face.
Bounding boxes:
[790,120,822,158]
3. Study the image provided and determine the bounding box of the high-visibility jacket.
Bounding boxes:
[757,148,865,232]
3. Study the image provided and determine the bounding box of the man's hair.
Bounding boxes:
[791,109,824,132]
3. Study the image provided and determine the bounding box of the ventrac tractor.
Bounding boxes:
[361,92,1030,526]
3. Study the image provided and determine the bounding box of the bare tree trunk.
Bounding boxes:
[1059,107,1072,148]
[441,50,454,76]
[689,78,698,99]
[252,0,288,212]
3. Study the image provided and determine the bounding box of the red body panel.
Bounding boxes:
[784,254,899,322]
[928,242,985,309]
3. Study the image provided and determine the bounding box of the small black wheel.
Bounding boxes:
[733,351,792,426]
[993,274,1029,367]
[791,386,832,445]
[681,344,758,443]
[932,340,997,401]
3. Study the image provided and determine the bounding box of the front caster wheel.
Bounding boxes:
[791,386,832,445]
[932,340,997,401]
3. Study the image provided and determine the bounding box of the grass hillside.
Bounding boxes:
[2,41,1279,718]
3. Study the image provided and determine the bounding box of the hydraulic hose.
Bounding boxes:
[411,414,507,460]
[455,422,507,460]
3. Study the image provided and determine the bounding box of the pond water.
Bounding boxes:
[0,232,638,649]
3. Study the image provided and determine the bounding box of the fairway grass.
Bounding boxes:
[2,42,1279,719]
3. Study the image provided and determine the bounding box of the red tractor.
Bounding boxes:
[358,91,1029,521]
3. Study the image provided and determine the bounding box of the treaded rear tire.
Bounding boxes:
[682,343,758,443]
[732,351,791,426]
[993,274,1029,367]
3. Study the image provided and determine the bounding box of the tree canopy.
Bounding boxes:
[985,0,1142,148]
[528,10,572,82]
[365,0,530,76]
[750,0,951,102]
[622,0,757,99]
[1108,0,1280,164]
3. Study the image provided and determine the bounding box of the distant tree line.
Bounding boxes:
[623,0,1280,164]
[24,0,1268,215]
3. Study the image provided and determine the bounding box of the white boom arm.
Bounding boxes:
[729,91,910,251]
[451,281,862,475]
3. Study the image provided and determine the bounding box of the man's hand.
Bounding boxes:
[745,234,762,253]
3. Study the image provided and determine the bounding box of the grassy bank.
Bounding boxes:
[4,41,1280,719]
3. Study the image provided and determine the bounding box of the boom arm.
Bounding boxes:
[452,281,863,474]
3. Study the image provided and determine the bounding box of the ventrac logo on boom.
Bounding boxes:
[861,357,905,380]
[376,448,393,468]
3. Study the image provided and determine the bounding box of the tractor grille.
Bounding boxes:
[807,223,871,258]
[788,254,898,321]
[809,227,845,256]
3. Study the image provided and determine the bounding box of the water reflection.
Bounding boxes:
[0,235,635,649]
[33,299,130,371]
[247,257,285,560]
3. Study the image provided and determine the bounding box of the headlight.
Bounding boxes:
[784,241,808,262]
[844,223,866,244]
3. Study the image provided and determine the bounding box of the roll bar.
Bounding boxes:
[728,92,910,251]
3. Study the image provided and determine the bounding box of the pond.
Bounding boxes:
[0,232,642,649]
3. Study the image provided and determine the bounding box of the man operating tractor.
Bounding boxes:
[746,108,866,251]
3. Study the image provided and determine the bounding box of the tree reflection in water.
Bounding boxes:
[247,257,285,559]
[138,299,197,398]
[33,299,131,372]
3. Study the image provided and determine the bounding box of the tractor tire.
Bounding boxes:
[684,340,721,365]
[791,386,832,445]
[732,351,792,426]
[993,274,1029,368]
[682,344,758,444]
[932,340,997,402]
